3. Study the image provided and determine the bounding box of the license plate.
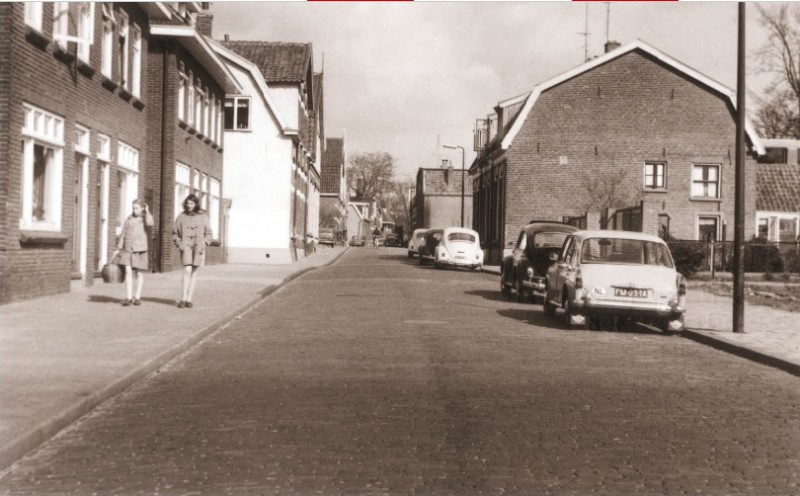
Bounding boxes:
[614,287,650,298]
[455,255,466,260]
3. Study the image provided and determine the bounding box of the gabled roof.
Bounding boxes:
[209,39,290,133]
[757,163,800,212]
[219,41,312,84]
[498,40,766,156]
[321,138,344,195]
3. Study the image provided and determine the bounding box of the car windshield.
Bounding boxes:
[448,232,476,243]
[533,232,569,248]
[580,238,674,267]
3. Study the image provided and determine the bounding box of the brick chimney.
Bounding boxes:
[196,13,213,37]
[604,40,621,53]
[494,105,505,141]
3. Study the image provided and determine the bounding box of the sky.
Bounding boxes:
[210,2,781,182]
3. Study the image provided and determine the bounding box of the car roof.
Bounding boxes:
[522,222,579,234]
[443,226,478,235]
[571,230,667,243]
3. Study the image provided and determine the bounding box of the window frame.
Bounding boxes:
[117,10,129,89]
[20,104,66,232]
[101,10,114,78]
[691,163,721,199]
[76,2,95,63]
[115,141,139,232]
[174,162,192,220]
[131,23,142,97]
[24,2,44,32]
[209,178,220,240]
[643,161,666,190]
[52,2,70,51]
[224,96,251,131]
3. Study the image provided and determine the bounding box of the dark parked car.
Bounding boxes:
[500,221,578,303]
[319,227,336,246]
[418,228,444,265]
[349,236,366,247]
[384,233,400,247]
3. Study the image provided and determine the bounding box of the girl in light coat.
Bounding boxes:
[112,199,154,306]
[173,194,213,308]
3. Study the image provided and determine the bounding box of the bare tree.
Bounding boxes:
[346,152,395,200]
[753,3,800,139]
[382,179,414,237]
[581,165,640,228]
[319,202,342,229]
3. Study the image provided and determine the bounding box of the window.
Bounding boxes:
[215,100,222,143]
[101,4,115,78]
[691,164,720,198]
[644,161,666,189]
[117,11,129,89]
[203,93,210,137]
[116,142,139,233]
[175,163,191,219]
[209,94,216,142]
[131,24,142,97]
[756,214,800,242]
[97,134,111,269]
[698,216,719,242]
[20,104,65,231]
[25,2,43,31]
[77,3,94,63]
[209,178,220,239]
[53,2,69,50]
[177,64,187,121]
[224,97,250,130]
[195,82,203,132]
[200,173,209,210]
[186,72,195,125]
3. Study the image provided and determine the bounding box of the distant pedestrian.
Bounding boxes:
[372,227,381,249]
[173,193,213,309]
[112,199,154,306]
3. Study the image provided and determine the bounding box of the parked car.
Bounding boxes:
[544,230,686,333]
[384,233,400,247]
[434,227,483,271]
[349,236,366,247]
[419,229,444,265]
[500,222,578,303]
[319,227,335,246]
[407,228,428,257]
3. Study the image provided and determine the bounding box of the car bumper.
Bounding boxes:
[572,299,685,321]
[521,277,546,295]
[437,258,481,269]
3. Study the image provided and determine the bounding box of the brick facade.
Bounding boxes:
[412,168,474,231]
[1,3,150,303]
[473,48,759,265]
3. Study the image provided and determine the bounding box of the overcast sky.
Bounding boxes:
[210,2,779,182]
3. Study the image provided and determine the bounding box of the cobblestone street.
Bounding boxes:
[1,248,798,495]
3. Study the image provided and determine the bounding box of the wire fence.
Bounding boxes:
[667,240,800,276]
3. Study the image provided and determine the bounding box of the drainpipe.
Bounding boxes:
[158,45,171,273]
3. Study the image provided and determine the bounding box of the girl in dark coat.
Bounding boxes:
[173,194,213,308]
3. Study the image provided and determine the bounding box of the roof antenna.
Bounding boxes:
[605,2,610,44]
[579,3,589,62]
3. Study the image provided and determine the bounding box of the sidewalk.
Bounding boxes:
[0,246,348,472]
[481,265,800,377]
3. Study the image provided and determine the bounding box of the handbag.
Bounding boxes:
[101,254,125,283]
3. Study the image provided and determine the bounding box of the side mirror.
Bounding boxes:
[549,252,559,262]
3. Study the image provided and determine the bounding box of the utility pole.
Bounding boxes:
[733,2,746,333]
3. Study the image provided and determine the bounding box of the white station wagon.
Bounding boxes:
[435,227,484,271]
[544,230,686,333]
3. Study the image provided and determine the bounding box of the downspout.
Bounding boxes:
[158,44,171,272]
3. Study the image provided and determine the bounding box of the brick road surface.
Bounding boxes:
[1,248,798,495]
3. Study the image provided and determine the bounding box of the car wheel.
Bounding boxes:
[543,283,557,317]
[563,292,581,328]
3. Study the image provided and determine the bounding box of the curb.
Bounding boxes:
[0,248,349,473]
[682,329,800,378]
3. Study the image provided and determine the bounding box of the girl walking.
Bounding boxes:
[173,193,213,308]
[112,199,154,306]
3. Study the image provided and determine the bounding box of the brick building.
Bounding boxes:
[470,40,766,264]
[411,164,473,232]
[320,137,348,240]
[0,2,238,303]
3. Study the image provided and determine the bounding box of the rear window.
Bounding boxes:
[580,238,673,267]
[533,232,569,248]
[448,232,476,243]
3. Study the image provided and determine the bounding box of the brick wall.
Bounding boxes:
[500,50,757,259]
[2,3,150,303]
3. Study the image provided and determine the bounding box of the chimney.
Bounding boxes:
[604,40,621,53]
[441,159,451,169]
[196,13,213,37]
[224,34,230,42]
[494,105,505,141]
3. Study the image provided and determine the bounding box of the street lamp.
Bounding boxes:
[442,144,465,228]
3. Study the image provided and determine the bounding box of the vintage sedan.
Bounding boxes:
[544,230,686,334]
[500,221,578,303]
[349,236,366,247]
[418,228,444,265]
[407,228,428,257]
[434,227,483,270]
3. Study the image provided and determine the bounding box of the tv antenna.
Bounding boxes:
[579,3,589,62]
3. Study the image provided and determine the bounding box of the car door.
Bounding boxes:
[550,236,577,301]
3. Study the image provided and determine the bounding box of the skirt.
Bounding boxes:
[118,250,149,271]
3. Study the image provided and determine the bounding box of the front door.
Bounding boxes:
[72,156,87,280]
[698,216,719,242]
